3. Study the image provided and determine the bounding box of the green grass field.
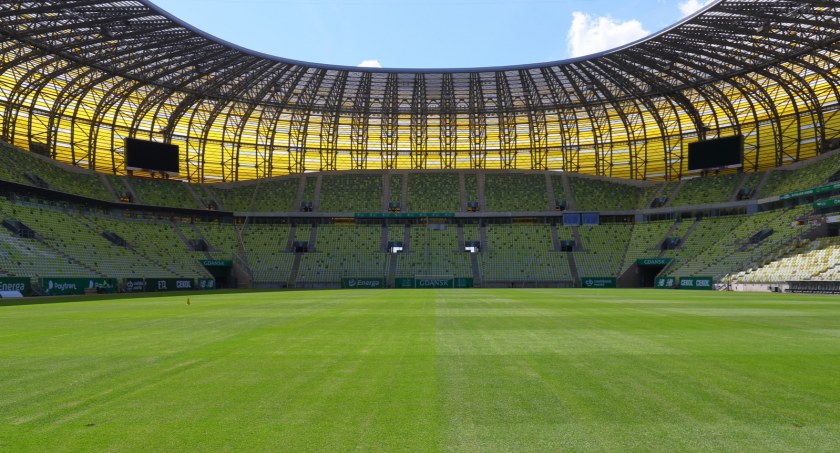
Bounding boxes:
[2,289,839,451]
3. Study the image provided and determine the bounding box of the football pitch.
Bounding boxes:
[1,289,839,451]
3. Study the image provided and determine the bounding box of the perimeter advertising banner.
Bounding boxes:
[655,277,677,289]
[197,279,216,290]
[678,276,714,290]
[454,278,474,288]
[147,278,196,292]
[341,278,385,289]
[41,278,117,296]
[581,277,617,288]
[123,279,148,293]
[394,278,414,288]
[0,277,31,296]
[415,278,454,288]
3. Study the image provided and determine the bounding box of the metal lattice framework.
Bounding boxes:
[1,0,840,182]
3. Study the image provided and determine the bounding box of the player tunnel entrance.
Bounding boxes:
[636,258,672,288]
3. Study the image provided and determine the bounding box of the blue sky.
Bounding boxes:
[149,0,715,69]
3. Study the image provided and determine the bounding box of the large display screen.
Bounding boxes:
[687,135,743,171]
[125,138,179,174]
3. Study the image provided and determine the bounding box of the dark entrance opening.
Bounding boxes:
[639,265,666,287]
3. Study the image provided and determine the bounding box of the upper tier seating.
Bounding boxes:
[0,142,112,201]
[568,177,640,211]
[670,173,741,207]
[319,174,382,212]
[484,174,547,212]
[128,177,201,209]
[407,173,460,212]
[207,178,299,212]
[758,152,840,197]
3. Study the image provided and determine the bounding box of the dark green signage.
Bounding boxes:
[341,278,385,289]
[197,279,216,290]
[41,278,117,296]
[147,278,195,292]
[0,277,31,296]
[678,276,714,290]
[200,260,233,267]
[637,258,672,266]
[780,182,840,201]
[654,276,676,289]
[415,278,455,288]
[394,278,414,288]
[355,212,455,219]
[123,278,148,293]
[454,278,474,288]
[813,198,840,209]
[581,277,617,288]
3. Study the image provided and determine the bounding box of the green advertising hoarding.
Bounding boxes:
[415,278,455,288]
[147,278,196,292]
[123,278,148,293]
[581,277,617,288]
[454,278,474,288]
[654,276,677,289]
[678,276,714,290]
[0,277,31,296]
[341,278,385,289]
[197,279,216,290]
[41,278,117,296]
[392,278,473,288]
[779,182,840,201]
[813,198,840,209]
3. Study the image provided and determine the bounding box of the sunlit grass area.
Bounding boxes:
[2,289,839,451]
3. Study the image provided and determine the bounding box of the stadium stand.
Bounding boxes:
[758,152,840,197]
[619,220,675,273]
[241,223,294,283]
[0,134,838,291]
[0,141,113,201]
[637,183,664,209]
[206,178,299,212]
[407,173,460,212]
[464,174,479,209]
[484,173,548,212]
[395,224,471,278]
[480,224,572,283]
[733,237,840,283]
[568,176,640,211]
[193,221,241,261]
[319,174,382,212]
[128,177,202,209]
[666,206,813,279]
[573,224,633,277]
[669,172,742,207]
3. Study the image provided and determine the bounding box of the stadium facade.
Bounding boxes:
[0,0,839,182]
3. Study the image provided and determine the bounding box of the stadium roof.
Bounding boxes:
[1,0,840,182]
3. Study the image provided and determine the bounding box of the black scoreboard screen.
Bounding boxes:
[687,135,743,171]
[125,138,180,174]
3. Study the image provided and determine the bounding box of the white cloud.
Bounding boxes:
[679,0,715,16]
[357,59,382,68]
[566,12,650,58]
